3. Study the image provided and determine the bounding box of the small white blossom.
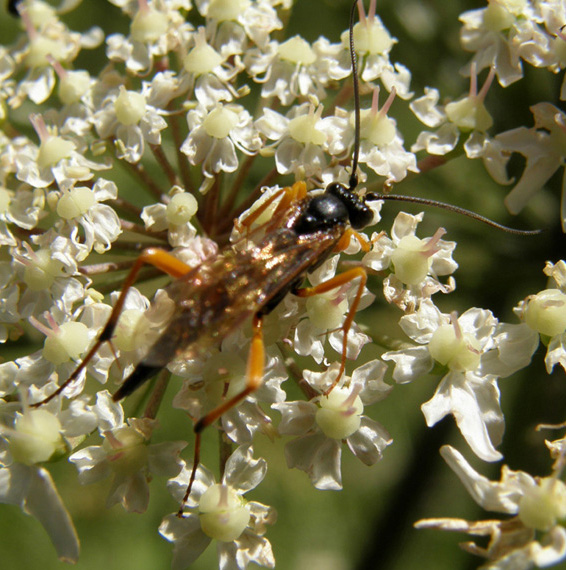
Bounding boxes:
[515,258,566,374]
[255,102,328,179]
[495,103,566,227]
[383,299,537,461]
[363,211,458,310]
[416,445,566,570]
[411,64,496,158]
[160,444,276,570]
[69,391,186,513]
[181,102,261,189]
[274,361,392,490]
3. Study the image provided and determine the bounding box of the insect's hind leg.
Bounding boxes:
[178,314,266,516]
[294,266,368,396]
[34,248,194,407]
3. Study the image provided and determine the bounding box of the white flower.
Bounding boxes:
[160,444,275,570]
[321,88,418,184]
[293,255,373,365]
[411,64,496,157]
[515,259,566,374]
[196,0,282,56]
[245,35,326,105]
[181,26,246,107]
[495,103,566,227]
[273,361,392,490]
[93,82,168,164]
[459,0,541,87]
[344,0,412,99]
[69,391,186,513]
[15,114,109,189]
[106,1,192,74]
[416,445,566,569]
[255,102,328,179]
[181,102,261,189]
[172,344,286,445]
[363,211,458,310]
[55,178,121,253]
[383,299,537,461]
[9,3,103,107]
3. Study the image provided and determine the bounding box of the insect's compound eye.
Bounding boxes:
[326,182,374,230]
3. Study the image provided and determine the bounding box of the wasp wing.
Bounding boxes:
[113,220,345,400]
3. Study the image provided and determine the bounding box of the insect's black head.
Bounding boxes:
[326,182,374,230]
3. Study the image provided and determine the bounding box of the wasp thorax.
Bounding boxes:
[294,194,349,235]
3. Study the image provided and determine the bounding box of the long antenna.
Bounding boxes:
[369,192,542,235]
[349,0,360,191]
[347,1,539,237]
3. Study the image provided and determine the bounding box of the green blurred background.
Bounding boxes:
[1,1,565,569]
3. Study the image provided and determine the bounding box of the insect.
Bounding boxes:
[32,0,538,511]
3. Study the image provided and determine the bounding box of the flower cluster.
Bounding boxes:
[0,1,564,569]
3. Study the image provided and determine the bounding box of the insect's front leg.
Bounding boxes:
[34,248,194,407]
[179,314,266,515]
[294,266,368,395]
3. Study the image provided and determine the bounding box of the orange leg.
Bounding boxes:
[335,228,371,253]
[33,248,193,407]
[179,314,266,515]
[294,267,368,395]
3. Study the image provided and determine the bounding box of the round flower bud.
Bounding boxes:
[523,289,566,337]
[130,7,168,42]
[56,187,96,219]
[23,249,65,291]
[207,0,251,21]
[288,113,325,145]
[360,110,396,147]
[37,135,75,169]
[112,309,151,353]
[58,70,91,105]
[43,321,90,365]
[390,235,432,285]
[202,106,238,139]
[482,2,515,32]
[428,324,481,372]
[519,477,566,531]
[114,87,146,126]
[445,97,493,132]
[10,409,65,465]
[199,484,250,542]
[277,36,316,65]
[351,21,395,56]
[183,43,223,76]
[316,386,363,440]
[25,37,65,68]
[166,193,198,225]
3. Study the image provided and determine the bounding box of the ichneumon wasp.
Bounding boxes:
[31,0,539,513]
